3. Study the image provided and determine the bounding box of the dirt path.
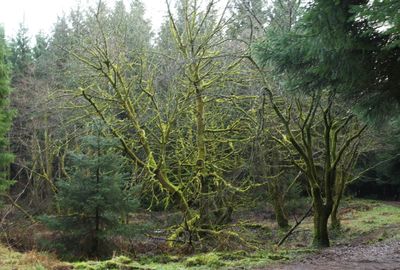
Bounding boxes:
[263,239,400,270]
[260,201,400,270]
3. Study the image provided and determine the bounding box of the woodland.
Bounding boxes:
[0,0,399,269]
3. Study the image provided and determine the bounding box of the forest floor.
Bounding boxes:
[0,199,399,270]
[261,200,400,270]
[261,238,400,270]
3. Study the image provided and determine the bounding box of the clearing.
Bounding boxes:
[0,199,399,270]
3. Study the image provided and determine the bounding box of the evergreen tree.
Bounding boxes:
[265,0,301,31]
[9,23,33,84]
[255,0,400,121]
[32,32,49,79]
[41,123,138,257]
[228,0,268,40]
[0,26,14,204]
[33,32,48,61]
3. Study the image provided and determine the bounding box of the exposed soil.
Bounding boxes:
[261,239,400,270]
[261,201,400,270]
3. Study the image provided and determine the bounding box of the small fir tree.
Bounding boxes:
[42,123,138,257]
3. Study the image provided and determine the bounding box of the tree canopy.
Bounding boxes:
[255,0,400,121]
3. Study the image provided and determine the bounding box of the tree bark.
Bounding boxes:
[271,190,289,229]
[195,87,212,227]
[331,176,345,229]
[274,202,289,229]
[330,205,340,230]
[313,210,330,247]
[311,187,331,248]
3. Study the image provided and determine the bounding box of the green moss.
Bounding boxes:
[73,256,153,270]
[218,250,248,260]
[74,261,97,270]
[139,254,182,265]
[184,253,225,268]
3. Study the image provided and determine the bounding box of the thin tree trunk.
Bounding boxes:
[195,87,211,227]
[331,176,345,229]
[331,171,346,229]
[273,201,289,229]
[270,186,289,229]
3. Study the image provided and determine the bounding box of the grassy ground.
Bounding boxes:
[0,244,71,270]
[1,199,399,270]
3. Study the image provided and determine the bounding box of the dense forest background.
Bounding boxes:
[0,0,399,263]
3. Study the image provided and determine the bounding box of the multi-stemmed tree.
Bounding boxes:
[253,0,373,246]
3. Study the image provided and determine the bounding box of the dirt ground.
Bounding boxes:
[261,201,400,270]
[261,239,400,270]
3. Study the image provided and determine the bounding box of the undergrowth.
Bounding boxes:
[1,199,399,270]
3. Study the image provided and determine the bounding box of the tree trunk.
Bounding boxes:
[311,187,330,247]
[331,175,346,229]
[312,206,330,247]
[273,200,289,229]
[270,184,289,229]
[330,205,340,230]
[195,88,212,227]
[155,169,191,218]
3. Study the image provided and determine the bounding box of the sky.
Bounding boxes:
[0,0,167,40]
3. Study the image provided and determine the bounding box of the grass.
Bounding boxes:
[337,199,400,243]
[343,200,400,231]
[70,250,294,270]
[1,199,399,270]
[0,244,70,270]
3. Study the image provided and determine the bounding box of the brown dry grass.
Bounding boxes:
[0,244,71,270]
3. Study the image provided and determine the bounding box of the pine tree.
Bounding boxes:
[33,32,48,61]
[0,26,14,204]
[228,0,268,39]
[255,0,400,121]
[9,23,33,84]
[41,123,138,257]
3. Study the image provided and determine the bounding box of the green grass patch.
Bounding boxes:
[342,200,400,232]
[73,256,153,270]
[336,199,400,244]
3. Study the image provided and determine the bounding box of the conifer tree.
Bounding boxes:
[42,122,138,257]
[256,0,400,121]
[0,26,14,205]
[9,23,33,84]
